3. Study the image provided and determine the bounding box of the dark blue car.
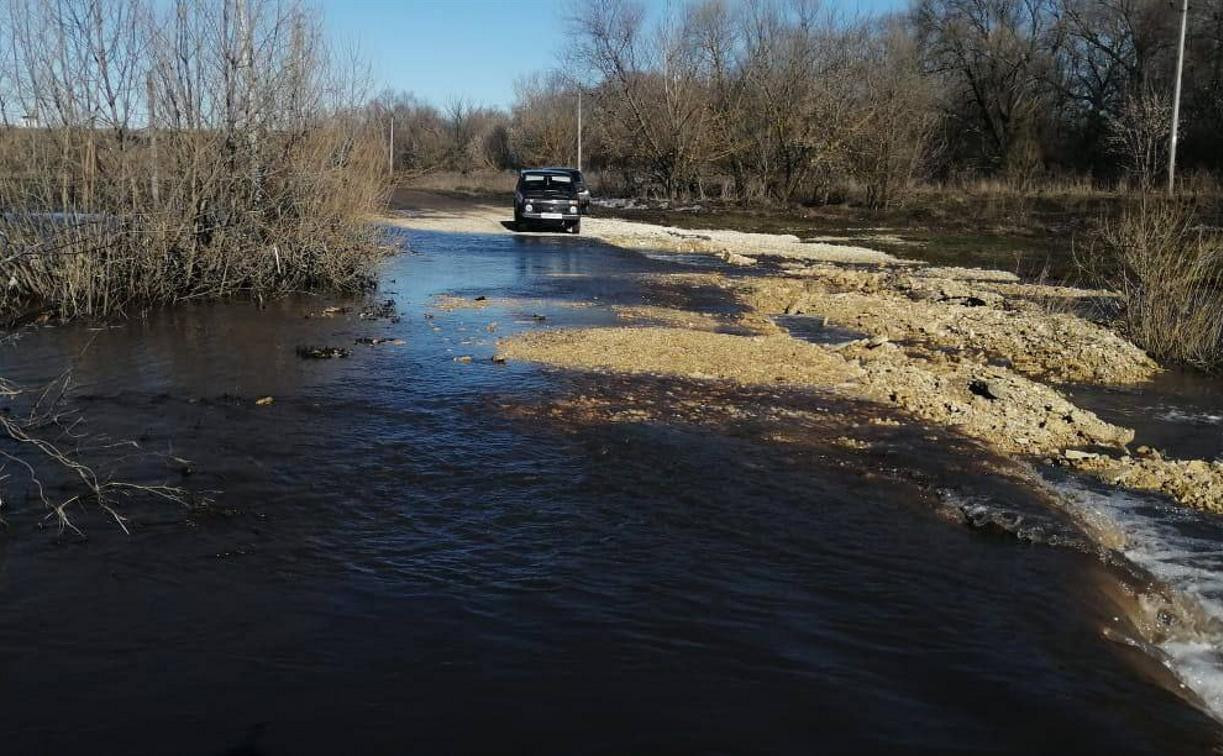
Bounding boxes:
[513,168,584,234]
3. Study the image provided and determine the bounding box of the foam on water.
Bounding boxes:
[1158,407,1223,426]
[1049,472,1223,719]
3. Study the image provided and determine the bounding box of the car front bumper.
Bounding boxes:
[518,210,580,222]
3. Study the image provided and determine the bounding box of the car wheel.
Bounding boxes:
[568,220,581,234]
[513,210,523,230]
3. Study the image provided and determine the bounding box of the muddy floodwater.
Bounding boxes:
[4,228,1223,753]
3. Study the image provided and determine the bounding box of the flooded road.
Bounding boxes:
[2,228,1222,753]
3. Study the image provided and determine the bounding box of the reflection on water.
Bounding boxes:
[0,229,1220,754]
[1067,370,1223,461]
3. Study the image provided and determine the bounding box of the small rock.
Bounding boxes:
[968,378,1007,401]
[296,345,350,359]
[255,396,274,406]
[358,298,398,320]
[1063,449,1100,461]
[306,305,348,319]
[454,355,473,363]
[717,249,756,266]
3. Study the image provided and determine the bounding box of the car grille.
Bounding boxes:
[526,198,573,210]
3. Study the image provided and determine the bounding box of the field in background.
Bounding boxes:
[397,170,1223,282]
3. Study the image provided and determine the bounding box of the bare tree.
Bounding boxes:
[915,0,1060,179]
[849,18,942,207]
[510,72,579,167]
[571,0,725,199]
[1107,87,1172,190]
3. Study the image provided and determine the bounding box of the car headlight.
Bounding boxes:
[569,205,577,213]
[524,203,533,212]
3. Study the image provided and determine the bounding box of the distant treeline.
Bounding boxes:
[380,0,1223,206]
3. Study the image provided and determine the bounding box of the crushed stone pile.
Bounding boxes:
[1065,453,1223,514]
[498,327,1132,457]
[498,327,860,387]
[703,273,1157,385]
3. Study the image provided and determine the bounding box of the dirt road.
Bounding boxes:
[386,189,900,264]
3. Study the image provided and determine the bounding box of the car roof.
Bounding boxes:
[522,167,580,175]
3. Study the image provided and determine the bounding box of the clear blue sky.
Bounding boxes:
[321,0,906,110]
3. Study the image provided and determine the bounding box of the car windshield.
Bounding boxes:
[520,173,572,190]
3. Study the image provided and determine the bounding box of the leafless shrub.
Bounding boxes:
[0,0,391,321]
[1085,198,1223,371]
[1107,89,1172,192]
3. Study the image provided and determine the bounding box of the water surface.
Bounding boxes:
[1,229,1220,754]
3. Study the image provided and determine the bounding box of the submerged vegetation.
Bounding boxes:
[0,0,391,322]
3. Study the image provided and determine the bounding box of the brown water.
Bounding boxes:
[2,228,1222,754]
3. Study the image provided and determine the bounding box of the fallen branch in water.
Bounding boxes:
[0,371,195,535]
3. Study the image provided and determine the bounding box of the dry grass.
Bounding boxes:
[0,1,391,322]
[398,170,518,195]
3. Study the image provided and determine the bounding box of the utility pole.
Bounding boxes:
[577,88,582,172]
[1168,0,1189,194]
[147,73,158,209]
